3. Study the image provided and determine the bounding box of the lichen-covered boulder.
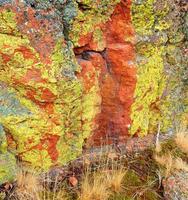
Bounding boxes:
[0,0,187,184]
[0,0,102,182]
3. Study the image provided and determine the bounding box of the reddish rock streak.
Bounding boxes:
[76,0,136,145]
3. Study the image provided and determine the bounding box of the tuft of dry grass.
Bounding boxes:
[40,188,69,200]
[9,171,40,200]
[154,125,188,177]
[155,153,188,177]
[106,168,126,193]
[8,170,69,200]
[78,172,111,200]
[175,127,188,154]
[154,153,173,177]
[155,142,162,154]
[78,166,126,200]
[174,157,188,172]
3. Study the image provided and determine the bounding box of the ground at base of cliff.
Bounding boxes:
[0,128,188,200]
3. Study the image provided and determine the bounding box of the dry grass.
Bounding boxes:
[154,153,173,177]
[154,125,188,177]
[10,171,40,200]
[155,142,162,154]
[155,153,188,177]
[106,168,126,193]
[9,171,69,200]
[78,172,111,200]
[78,166,127,200]
[40,188,68,200]
[174,157,188,172]
[175,127,188,154]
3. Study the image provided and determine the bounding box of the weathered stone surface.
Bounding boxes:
[131,0,187,136]
[163,172,188,200]
[0,0,103,178]
[0,0,187,183]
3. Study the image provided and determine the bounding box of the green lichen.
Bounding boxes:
[0,7,101,171]
[93,28,106,51]
[55,78,83,164]
[154,1,171,31]
[0,15,54,169]
[22,150,53,170]
[69,0,120,46]
[131,0,186,136]
[51,40,100,164]
[131,0,172,36]
[0,125,7,154]
[0,36,36,85]
[55,68,101,165]
[0,152,17,184]
[0,9,20,36]
[130,44,169,136]
[132,0,156,36]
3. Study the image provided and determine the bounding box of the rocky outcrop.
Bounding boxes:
[0,0,187,184]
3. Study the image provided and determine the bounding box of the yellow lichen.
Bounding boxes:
[0,9,20,35]
[130,45,168,135]
[130,0,182,136]
[69,0,120,46]
[132,0,156,36]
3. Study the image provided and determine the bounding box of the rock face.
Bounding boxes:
[0,0,187,183]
